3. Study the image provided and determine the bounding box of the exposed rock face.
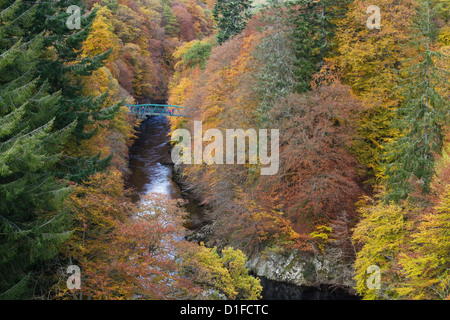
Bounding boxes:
[245,249,356,291]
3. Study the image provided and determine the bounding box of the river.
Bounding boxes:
[126,116,357,300]
[126,116,181,201]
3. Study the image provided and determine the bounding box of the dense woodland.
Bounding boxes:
[0,0,449,300]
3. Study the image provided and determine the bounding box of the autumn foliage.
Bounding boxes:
[168,0,450,300]
[168,11,365,256]
[3,0,449,301]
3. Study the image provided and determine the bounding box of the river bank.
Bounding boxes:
[126,116,358,300]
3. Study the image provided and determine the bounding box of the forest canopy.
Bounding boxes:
[0,0,449,301]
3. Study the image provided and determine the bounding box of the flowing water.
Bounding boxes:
[126,116,357,300]
[126,116,181,201]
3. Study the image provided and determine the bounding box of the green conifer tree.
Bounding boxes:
[289,0,350,92]
[0,1,75,299]
[383,0,449,201]
[22,0,122,182]
[254,0,298,125]
[163,5,180,38]
[213,0,253,44]
[27,0,120,140]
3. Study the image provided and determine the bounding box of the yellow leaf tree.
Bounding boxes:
[332,0,416,181]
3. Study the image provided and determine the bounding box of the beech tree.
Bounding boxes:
[333,0,416,180]
[58,191,260,300]
[180,243,262,300]
[397,144,450,300]
[352,198,411,300]
[262,83,363,235]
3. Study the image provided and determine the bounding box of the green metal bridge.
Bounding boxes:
[126,104,187,118]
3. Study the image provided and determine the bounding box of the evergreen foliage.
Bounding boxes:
[384,0,449,201]
[213,0,253,44]
[254,1,298,125]
[27,0,122,182]
[163,5,180,38]
[0,1,75,299]
[288,0,350,92]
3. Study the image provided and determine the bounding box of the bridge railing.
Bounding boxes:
[126,104,186,117]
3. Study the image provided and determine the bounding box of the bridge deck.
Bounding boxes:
[126,104,186,117]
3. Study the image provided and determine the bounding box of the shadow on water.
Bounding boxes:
[259,277,358,300]
[126,116,358,300]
